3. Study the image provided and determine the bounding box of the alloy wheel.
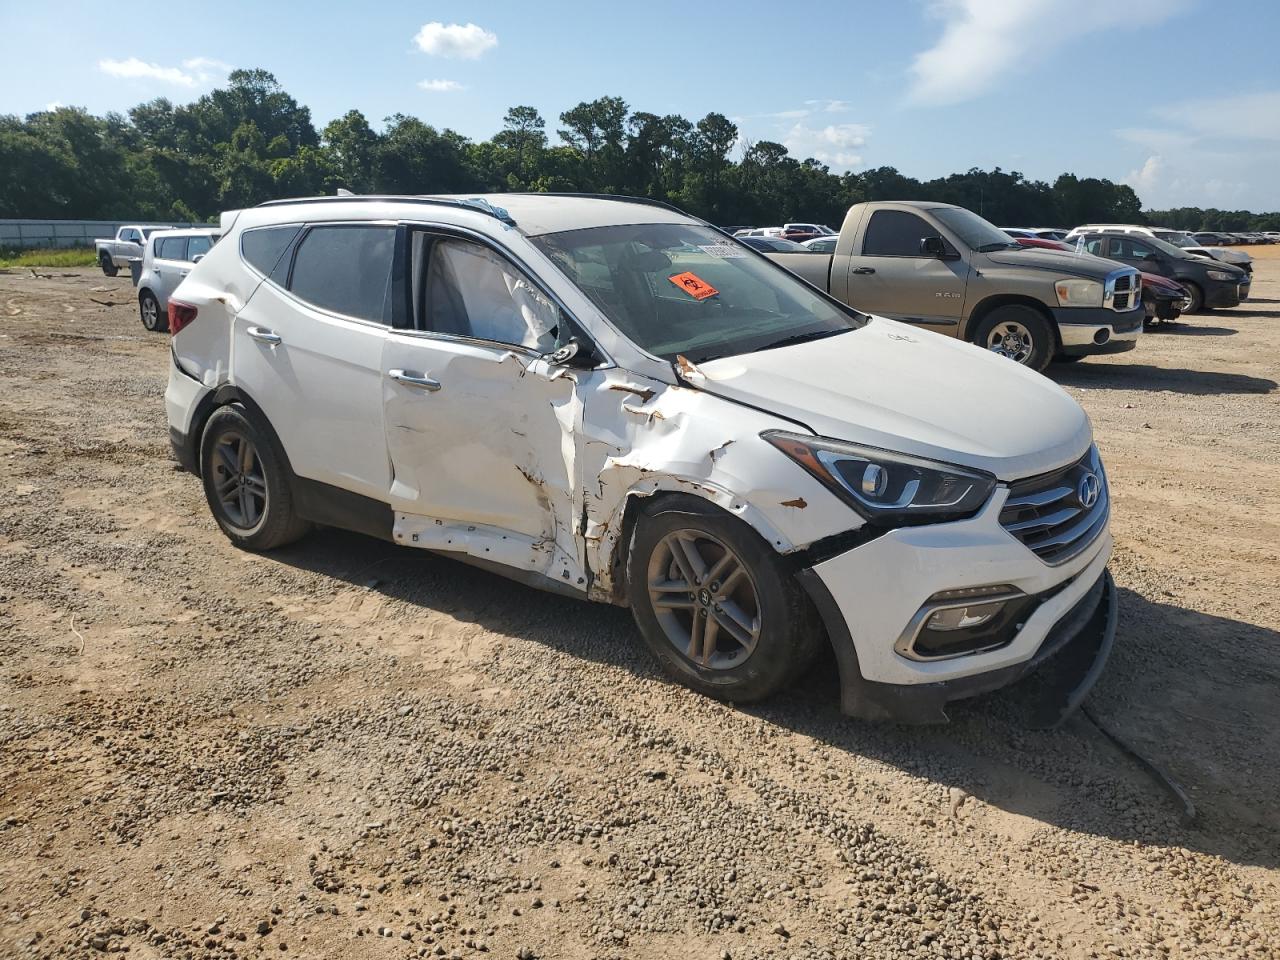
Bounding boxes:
[141,296,158,330]
[986,320,1035,364]
[211,430,268,532]
[646,530,761,669]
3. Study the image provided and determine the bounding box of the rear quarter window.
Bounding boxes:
[241,225,303,280]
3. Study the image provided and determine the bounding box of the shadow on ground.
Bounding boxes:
[1144,323,1237,337]
[1049,362,1276,395]
[270,527,1280,872]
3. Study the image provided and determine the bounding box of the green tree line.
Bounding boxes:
[4,68,1278,231]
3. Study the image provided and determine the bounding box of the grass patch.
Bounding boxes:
[0,247,98,269]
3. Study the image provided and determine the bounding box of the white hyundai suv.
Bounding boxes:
[165,194,1117,725]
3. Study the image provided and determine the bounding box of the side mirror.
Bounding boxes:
[1142,252,1159,262]
[919,236,947,258]
[546,336,599,369]
[132,238,144,245]
[192,254,205,264]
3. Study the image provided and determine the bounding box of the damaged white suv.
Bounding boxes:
[166,194,1117,724]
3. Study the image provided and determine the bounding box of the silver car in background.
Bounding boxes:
[137,229,221,332]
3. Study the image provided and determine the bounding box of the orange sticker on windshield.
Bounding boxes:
[668,271,718,300]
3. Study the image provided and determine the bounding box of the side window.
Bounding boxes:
[156,236,188,260]
[1083,239,1105,256]
[186,235,215,260]
[288,224,395,324]
[241,225,302,282]
[1126,240,1156,260]
[862,211,935,257]
[418,236,558,352]
[121,229,139,243]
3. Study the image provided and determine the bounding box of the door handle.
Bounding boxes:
[179,271,189,278]
[388,369,442,392]
[246,326,282,345]
[852,266,876,275]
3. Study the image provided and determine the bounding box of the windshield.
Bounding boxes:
[140,228,163,238]
[1144,235,1189,258]
[1152,230,1199,248]
[532,223,863,364]
[931,207,1017,251]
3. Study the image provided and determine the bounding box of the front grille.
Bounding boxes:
[1104,269,1141,313]
[1000,446,1108,565]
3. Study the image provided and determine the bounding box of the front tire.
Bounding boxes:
[138,290,167,332]
[199,405,310,551]
[625,496,821,703]
[99,253,118,277]
[973,305,1054,372]
[1182,281,1206,314]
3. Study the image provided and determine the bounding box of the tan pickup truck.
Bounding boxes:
[764,200,1143,371]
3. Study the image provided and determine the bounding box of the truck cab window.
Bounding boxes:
[862,211,935,257]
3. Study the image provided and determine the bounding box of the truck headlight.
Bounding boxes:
[1206,270,1236,281]
[763,431,996,524]
[1054,277,1104,307]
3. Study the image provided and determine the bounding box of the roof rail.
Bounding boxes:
[512,192,696,219]
[255,195,517,226]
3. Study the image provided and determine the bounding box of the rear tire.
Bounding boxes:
[625,495,822,703]
[99,253,118,277]
[973,305,1054,372]
[138,290,166,332]
[199,405,311,551]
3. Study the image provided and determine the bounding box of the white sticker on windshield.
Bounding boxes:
[697,242,746,259]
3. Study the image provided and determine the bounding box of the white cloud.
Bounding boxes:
[413,22,498,59]
[98,57,196,86]
[907,0,1187,106]
[784,122,871,169]
[803,99,852,114]
[1154,90,1280,142]
[418,79,465,93]
[1125,155,1163,194]
[98,56,231,87]
[45,100,64,111]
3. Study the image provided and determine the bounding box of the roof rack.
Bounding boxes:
[512,192,695,218]
[255,195,517,226]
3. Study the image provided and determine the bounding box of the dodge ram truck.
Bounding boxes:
[764,201,1143,371]
[95,225,172,276]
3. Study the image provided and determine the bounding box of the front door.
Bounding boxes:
[843,209,968,332]
[380,230,583,584]
[1108,236,1172,278]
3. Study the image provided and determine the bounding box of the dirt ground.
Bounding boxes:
[1,257,1277,960]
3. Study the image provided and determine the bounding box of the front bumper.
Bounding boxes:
[1054,306,1142,356]
[798,486,1116,724]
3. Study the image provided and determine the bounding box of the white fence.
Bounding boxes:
[0,219,217,250]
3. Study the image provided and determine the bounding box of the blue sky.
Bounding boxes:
[4,0,1279,211]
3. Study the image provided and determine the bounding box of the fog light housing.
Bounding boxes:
[896,584,1034,661]
[926,600,1007,632]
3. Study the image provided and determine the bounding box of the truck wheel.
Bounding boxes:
[1182,281,1206,314]
[199,405,311,551]
[973,306,1054,372]
[99,252,118,277]
[138,291,167,332]
[625,496,821,704]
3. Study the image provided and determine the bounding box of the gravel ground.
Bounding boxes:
[1,260,1278,960]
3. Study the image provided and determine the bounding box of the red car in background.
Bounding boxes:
[1010,236,1190,324]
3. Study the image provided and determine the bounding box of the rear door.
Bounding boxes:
[151,235,190,305]
[231,222,395,500]
[843,209,968,330]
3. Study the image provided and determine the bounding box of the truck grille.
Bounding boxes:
[1000,446,1108,565]
[1104,269,1140,313]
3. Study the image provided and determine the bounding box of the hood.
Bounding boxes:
[1204,247,1250,264]
[697,317,1092,480]
[983,246,1118,277]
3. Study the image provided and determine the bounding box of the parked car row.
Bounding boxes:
[157,192,1119,726]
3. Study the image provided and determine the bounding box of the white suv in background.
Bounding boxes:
[137,228,221,332]
[165,194,1117,725]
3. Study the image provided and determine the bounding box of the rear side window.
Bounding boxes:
[241,225,302,280]
[155,236,188,260]
[289,224,395,324]
[862,211,933,257]
[187,235,215,260]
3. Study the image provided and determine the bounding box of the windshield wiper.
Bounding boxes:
[755,327,855,353]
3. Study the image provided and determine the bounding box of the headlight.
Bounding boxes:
[1054,277,1104,307]
[762,431,996,524]
[1206,270,1236,281]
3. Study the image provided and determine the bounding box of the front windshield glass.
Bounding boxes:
[930,207,1017,251]
[1144,235,1189,258]
[1153,231,1198,248]
[532,223,862,364]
